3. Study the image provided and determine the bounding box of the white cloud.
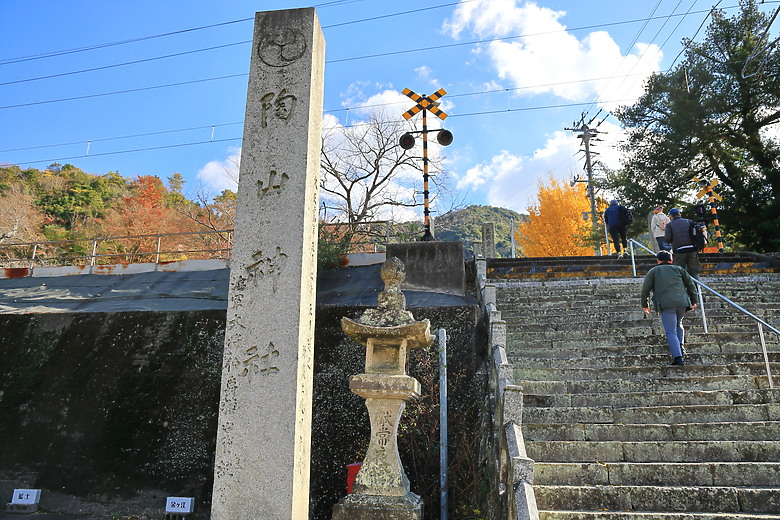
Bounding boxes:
[415,65,441,89]
[443,0,662,108]
[473,124,627,214]
[197,147,240,194]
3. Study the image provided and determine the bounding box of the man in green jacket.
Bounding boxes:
[640,250,699,366]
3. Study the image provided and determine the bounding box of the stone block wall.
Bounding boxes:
[0,304,484,519]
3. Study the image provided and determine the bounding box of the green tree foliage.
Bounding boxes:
[611,0,780,251]
[34,165,128,232]
[435,205,527,257]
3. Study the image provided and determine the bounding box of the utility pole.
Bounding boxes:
[566,122,603,256]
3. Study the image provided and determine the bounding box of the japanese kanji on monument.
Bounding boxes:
[211,8,324,520]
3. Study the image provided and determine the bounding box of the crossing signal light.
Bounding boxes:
[436,129,453,146]
[399,132,415,150]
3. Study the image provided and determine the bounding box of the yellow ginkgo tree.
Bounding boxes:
[515,175,606,257]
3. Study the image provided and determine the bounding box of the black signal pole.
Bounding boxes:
[400,87,452,241]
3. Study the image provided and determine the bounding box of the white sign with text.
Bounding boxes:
[165,496,194,513]
[11,489,40,505]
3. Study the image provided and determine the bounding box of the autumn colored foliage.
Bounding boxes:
[515,176,599,257]
[0,163,234,264]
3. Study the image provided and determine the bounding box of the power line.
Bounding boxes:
[0,18,253,66]
[9,137,242,167]
[0,0,373,66]
[0,0,458,67]
[7,98,637,167]
[0,5,727,91]
[5,3,773,167]
[0,73,248,110]
[582,0,698,125]
[2,74,646,153]
[0,41,251,87]
[0,122,244,154]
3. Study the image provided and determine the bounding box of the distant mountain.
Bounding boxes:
[434,205,528,258]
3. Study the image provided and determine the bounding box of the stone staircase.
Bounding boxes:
[494,273,780,519]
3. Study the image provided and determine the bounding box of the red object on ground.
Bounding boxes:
[346,463,362,494]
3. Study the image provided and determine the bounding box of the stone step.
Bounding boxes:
[519,374,771,395]
[534,484,780,515]
[497,291,780,304]
[507,342,778,359]
[512,362,780,382]
[495,281,780,294]
[534,462,780,486]
[505,322,776,338]
[538,511,780,520]
[522,421,780,442]
[523,388,780,409]
[524,440,780,463]
[489,265,780,280]
[493,273,780,287]
[509,352,780,369]
[507,335,779,350]
[500,311,780,329]
[523,403,779,425]
[497,295,780,310]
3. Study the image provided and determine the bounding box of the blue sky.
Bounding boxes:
[2,0,776,220]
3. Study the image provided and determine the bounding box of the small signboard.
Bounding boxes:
[165,497,194,514]
[10,489,40,505]
[6,489,41,513]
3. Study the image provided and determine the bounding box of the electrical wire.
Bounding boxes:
[0,0,460,67]
[4,2,776,178]
[0,122,244,154]
[0,73,248,110]
[7,98,638,167]
[0,5,729,89]
[10,137,242,166]
[582,0,693,125]
[0,0,374,66]
[0,18,253,66]
[0,41,251,87]
[1,73,647,154]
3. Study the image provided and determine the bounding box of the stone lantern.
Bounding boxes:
[332,257,435,520]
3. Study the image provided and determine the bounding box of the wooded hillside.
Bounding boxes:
[0,163,235,263]
[0,163,525,263]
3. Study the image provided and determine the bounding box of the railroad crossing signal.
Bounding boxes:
[694,176,725,252]
[402,87,448,121]
[696,178,723,201]
[400,87,452,241]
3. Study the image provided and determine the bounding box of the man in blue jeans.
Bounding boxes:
[640,250,699,366]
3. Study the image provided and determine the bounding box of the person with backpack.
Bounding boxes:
[663,208,701,278]
[604,199,632,258]
[641,250,699,366]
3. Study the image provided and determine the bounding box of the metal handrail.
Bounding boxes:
[0,221,398,271]
[0,229,234,270]
[629,238,777,388]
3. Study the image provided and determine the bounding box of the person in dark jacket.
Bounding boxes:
[641,250,699,366]
[663,207,700,278]
[604,199,629,257]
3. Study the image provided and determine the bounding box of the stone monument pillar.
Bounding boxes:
[332,257,435,520]
[211,8,324,520]
[482,222,497,258]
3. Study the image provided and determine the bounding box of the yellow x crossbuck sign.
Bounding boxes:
[694,177,723,201]
[402,87,448,121]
